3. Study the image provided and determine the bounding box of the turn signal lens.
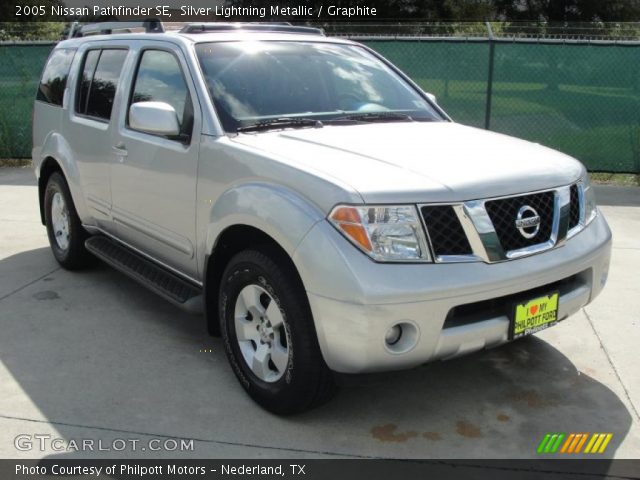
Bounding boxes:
[329,206,373,252]
[328,205,431,262]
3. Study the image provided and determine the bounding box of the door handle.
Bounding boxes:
[112,144,128,161]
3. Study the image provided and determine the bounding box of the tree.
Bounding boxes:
[492,0,640,22]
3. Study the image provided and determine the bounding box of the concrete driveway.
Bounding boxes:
[1,165,639,459]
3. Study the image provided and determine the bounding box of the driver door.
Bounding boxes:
[110,45,201,279]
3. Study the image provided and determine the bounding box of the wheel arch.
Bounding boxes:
[33,131,91,223]
[201,182,326,336]
[204,224,311,337]
[38,157,64,225]
[37,132,89,225]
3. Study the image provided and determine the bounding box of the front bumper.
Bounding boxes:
[293,213,612,373]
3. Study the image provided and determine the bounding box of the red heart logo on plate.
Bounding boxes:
[530,305,539,315]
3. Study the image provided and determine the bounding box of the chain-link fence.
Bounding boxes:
[364,37,640,173]
[0,42,55,158]
[1,31,639,172]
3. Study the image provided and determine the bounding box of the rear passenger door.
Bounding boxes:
[110,45,201,279]
[67,46,129,230]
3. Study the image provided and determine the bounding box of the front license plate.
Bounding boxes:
[511,292,559,339]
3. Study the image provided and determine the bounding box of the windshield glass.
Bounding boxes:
[195,41,443,133]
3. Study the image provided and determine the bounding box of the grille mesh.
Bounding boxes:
[421,205,472,256]
[569,184,580,229]
[484,191,555,251]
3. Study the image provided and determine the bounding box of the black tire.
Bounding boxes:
[44,172,93,270]
[219,247,336,414]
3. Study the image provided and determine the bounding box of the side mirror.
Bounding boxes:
[425,92,438,105]
[129,101,180,136]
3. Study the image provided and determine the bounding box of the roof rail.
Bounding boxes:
[69,19,165,39]
[179,22,324,36]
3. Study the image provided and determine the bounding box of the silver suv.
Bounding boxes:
[33,22,612,414]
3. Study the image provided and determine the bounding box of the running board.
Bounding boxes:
[85,236,203,314]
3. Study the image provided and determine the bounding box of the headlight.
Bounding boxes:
[581,174,598,226]
[328,205,431,262]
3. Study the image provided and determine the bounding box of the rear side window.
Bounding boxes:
[129,50,193,136]
[76,49,128,121]
[37,49,76,106]
[77,50,100,116]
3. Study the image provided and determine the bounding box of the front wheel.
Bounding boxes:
[219,248,336,414]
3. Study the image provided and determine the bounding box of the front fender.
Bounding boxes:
[205,182,325,258]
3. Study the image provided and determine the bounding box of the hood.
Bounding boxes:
[230,121,584,204]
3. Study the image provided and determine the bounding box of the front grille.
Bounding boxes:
[485,191,555,252]
[421,205,472,256]
[569,184,580,229]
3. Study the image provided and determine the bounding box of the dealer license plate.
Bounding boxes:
[511,292,559,339]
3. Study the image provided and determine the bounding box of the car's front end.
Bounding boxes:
[293,173,611,373]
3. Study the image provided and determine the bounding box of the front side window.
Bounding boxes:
[129,49,193,136]
[76,49,128,120]
[37,48,76,106]
[195,41,443,133]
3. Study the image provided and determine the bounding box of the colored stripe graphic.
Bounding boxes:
[539,433,613,454]
[560,433,575,453]
[537,433,565,453]
[585,433,614,454]
[537,434,552,453]
[575,433,589,453]
[598,434,613,453]
[571,433,587,453]
[584,434,598,453]
[550,433,565,453]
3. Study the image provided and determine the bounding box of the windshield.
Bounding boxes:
[195,41,444,133]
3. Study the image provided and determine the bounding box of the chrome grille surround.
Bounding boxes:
[419,182,590,264]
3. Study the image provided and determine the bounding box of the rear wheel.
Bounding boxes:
[44,172,93,269]
[219,248,336,414]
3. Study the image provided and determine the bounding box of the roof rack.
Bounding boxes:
[179,22,324,36]
[69,20,165,39]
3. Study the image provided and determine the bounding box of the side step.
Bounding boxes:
[85,236,203,314]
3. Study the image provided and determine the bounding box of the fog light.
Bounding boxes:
[385,325,402,345]
[384,322,419,354]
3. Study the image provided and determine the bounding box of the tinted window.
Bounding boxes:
[130,50,193,136]
[77,49,127,120]
[195,42,442,133]
[76,50,100,115]
[37,49,75,106]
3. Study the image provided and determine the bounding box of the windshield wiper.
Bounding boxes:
[333,112,413,123]
[237,117,323,133]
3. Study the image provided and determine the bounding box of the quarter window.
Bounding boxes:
[76,49,128,121]
[77,50,100,115]
[129,50,193,137]
[37,48,76,106]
